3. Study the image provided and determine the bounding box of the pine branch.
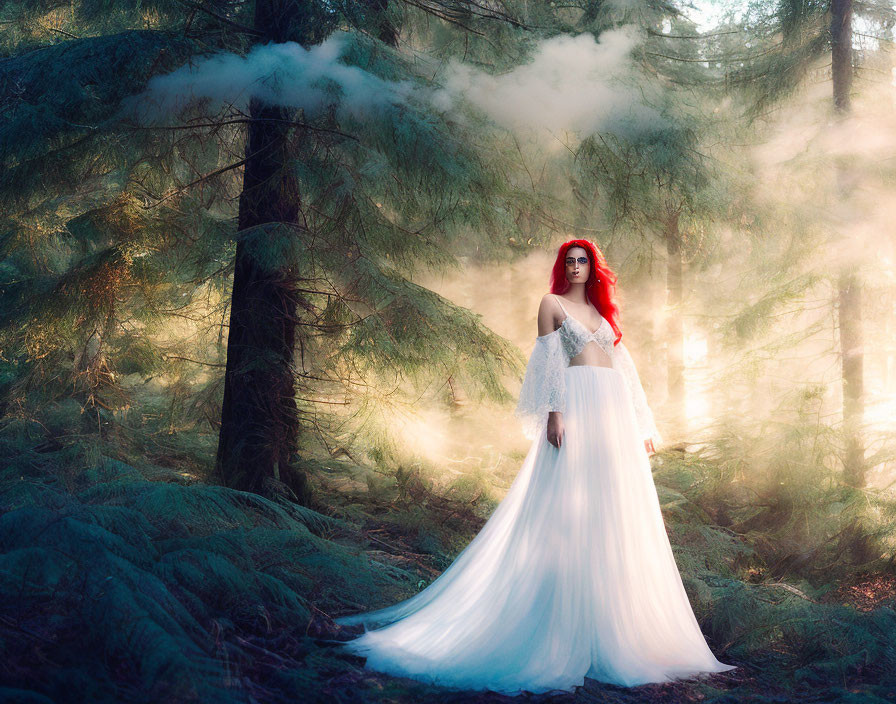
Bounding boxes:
[171,0,263,37]
[137,157,249,209]
[398,0,529,31]
[162,355,226,368]
[123,116,358,141]
[648,29,745,40]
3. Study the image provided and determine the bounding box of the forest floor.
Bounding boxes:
[316,567,896,704]
[3,433,896,704]
[316,570,896,704]
[308,466,896,704]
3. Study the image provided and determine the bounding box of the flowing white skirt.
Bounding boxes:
[334,365,736,695]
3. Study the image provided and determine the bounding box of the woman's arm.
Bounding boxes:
[536,295,565,448]
[537,294,561,337]
[514,294,567,444]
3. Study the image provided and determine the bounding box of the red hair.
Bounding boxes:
[549,239,622,346]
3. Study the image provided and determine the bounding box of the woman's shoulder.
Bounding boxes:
[537,293,561,317]
[536,293,565,337]
[538,292,562,308]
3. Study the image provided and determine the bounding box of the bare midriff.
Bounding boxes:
[568,340,613,368]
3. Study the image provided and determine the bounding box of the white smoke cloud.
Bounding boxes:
[119,32,415,125]
[432,27,665,138]
[121,28,661,140]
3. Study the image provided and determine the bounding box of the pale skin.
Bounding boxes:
[537,246,656,456]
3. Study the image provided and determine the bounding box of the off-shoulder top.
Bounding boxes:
[515,294,662,447]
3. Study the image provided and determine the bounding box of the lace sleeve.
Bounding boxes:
[514,329,567,440]
[610,340,663,447]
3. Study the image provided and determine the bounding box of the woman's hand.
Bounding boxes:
[547,412,565,448]
[644,438,656,456]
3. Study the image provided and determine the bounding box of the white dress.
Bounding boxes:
[334,295,737,695]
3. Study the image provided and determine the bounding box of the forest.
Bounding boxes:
[2,0,896,702]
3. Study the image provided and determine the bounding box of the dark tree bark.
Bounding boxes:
[214,0,329,499]
[831,0,865,486]
[831,0,852,113]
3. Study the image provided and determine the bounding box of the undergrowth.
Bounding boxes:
[3,415,896,703]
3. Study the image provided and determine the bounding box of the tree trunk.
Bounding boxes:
[214,0,315,499]
[831,0,852,113]
[664,209,685,439]
[838,268,864,486]
[831,0,865,486]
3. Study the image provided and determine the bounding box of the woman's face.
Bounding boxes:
[565,246,590,285]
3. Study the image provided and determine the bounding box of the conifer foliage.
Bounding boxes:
[0,1,533,499]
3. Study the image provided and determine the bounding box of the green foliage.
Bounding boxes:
[730,1,831,117]
[0,423,414,703]
[0,31,196,212]
[723,273,825,343]
[707,575,896,686]
[0,19,535,467]
[688,404,896,584]
[650,451,896,694]
[719,0,896,119]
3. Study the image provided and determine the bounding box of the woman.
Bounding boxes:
[333,240,737,695]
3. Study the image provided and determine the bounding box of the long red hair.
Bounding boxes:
[549,239,622,346]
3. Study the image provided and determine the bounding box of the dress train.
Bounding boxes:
[334,365,736,695]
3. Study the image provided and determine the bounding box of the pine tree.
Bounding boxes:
[830,0,864,487]
[0,2,536,498]
[213,0,336,498]
[720,0,895,486]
